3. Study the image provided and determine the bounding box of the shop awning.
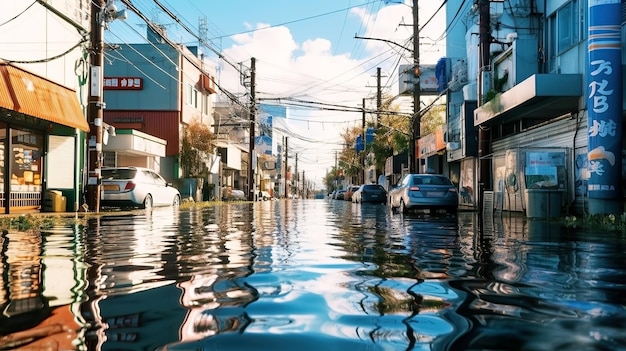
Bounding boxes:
[474,74,582,126]
[0,63,89,131]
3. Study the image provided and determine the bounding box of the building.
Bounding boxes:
[102,24,219,200]
[438,0,625,216]
[0,2,91,213]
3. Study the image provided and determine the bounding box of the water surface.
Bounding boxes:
[0,200,624,350]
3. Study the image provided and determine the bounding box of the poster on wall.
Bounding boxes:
[524,151,566,190]
[460,158,475,206]
[504,149,524,211]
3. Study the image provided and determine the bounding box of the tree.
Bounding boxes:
[180,119,215,178]
[339,126,363,182]
[323,167,342,193]
[419,103,446,136]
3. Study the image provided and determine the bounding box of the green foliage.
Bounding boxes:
[0,214,85,233]
[562,213,626,233]
[323,167,342,193]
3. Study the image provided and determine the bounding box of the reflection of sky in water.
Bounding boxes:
[2,201,626,350]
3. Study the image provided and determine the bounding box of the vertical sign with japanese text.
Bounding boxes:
[587,0,623,201]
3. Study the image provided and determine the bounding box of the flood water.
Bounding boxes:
[1,199,625,350]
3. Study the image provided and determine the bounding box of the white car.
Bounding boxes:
[101,167,181,209]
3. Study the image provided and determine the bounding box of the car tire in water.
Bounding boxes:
[400,199,408,215]
[143,194,153,210]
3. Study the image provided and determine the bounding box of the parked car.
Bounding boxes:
[224,189,246,201]
[344,185,361,201]
[388,173,458,215]
[352,184,387,204]
[335,189,346,200]
[101,167,181,209]
[258,191,272,201]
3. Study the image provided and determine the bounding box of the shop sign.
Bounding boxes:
[104,77,143,90]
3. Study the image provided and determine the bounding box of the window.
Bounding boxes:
[186,84,193,105]
[548,0,586,59]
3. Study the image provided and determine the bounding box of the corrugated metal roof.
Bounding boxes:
[0,63,89,131]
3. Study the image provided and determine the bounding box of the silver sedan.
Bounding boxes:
[388,173,459,215]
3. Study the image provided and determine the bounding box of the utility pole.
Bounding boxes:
[410,0,420,174]
[478,0,491,208]
[247,57,256,201]
[362,98,366,185]
[376,67,382,122]
[86,0,126,212]
[295,153,298,198]
[284,136,288,198]
[86,0,106,213]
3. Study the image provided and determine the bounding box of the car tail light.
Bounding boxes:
[124,181,136,191]
[409,186,420,191]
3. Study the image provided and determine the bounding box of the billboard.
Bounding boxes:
[257,104,287,155]
[398,64,440,96]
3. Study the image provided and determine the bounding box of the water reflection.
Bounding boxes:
[0,201,624,350]
[0,225,81,349]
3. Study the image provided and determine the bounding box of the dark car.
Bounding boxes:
[352,184,387,204]
[335,189,346,200]
[388,173,458,215]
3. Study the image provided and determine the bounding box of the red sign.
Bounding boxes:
[104,77,143,90]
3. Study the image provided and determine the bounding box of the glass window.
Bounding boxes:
[10,129,43,189]
[186,84,193,105]
[549,0,584,57]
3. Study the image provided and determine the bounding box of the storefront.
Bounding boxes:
[493,147,569,217]
[0,62,89,213]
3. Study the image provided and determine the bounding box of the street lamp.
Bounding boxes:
[86,0,126,212]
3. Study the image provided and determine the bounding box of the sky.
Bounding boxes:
[107,0,447,188]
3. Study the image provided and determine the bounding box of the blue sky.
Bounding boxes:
[107,0,446,186]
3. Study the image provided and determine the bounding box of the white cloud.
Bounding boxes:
[213,3,445,188]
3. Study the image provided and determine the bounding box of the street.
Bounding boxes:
[1,199,625,350]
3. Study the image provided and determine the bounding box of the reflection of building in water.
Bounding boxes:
[0,231,78,350]
[0,231,48,332]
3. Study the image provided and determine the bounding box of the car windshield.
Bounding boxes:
[413,175,451,185]
[102,169,136,180]
[363,185,384,191]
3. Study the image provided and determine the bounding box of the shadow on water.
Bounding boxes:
[0,201,625,350]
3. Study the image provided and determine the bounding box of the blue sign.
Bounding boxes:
[586,0,623,200]
[355,135,364,152]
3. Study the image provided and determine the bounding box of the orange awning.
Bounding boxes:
[0,63,89,131]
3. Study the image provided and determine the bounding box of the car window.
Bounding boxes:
[136,170,155,184]
[102,169,136,180]
[402,175,410,186]
[150,171,166,186]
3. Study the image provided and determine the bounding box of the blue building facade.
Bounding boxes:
[102,27,217,190]
[442,0,625,216]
